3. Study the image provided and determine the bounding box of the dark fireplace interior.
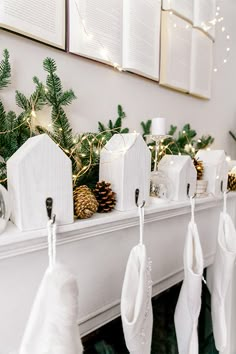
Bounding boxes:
[82,276,218,354]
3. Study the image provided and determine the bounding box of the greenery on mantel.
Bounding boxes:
[141,119,214,161]
[0,49,129,189]
[0,49,215,189]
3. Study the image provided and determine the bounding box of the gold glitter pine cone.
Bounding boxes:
[73,185,98,219]
[193,158,204,180]
[93,181,116,213]
[228,172,236,191]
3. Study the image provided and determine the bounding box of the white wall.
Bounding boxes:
[1,0,236,157]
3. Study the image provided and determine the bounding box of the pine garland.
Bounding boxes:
[141,120,214,158]
[0,49,129,190]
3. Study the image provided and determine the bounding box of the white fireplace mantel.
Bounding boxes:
[0,194,236,353]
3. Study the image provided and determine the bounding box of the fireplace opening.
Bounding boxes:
[82,278,218,354]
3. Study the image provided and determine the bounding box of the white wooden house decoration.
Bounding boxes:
[7,134,74,231]
[99,133,151,211]
[158,155,197,201]
[195,150,228,196]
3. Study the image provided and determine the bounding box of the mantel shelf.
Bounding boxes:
[0,193,234,260]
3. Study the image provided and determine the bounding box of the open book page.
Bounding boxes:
[160,11,192,92]
[122,0,161,81]
[0,0,65,49]
[193,0,216,39]
[162,0,194,23]
[68,0,122,67]
[190,28,213,99]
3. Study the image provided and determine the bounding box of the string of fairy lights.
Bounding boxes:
[169,3,230,73]
[74,0,230,74]
[74,0,123,72]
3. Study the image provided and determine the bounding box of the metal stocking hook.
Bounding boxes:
[221,180,229,194]
[135,189,145,208]
[187,183,196,199]
[46,197,56,224]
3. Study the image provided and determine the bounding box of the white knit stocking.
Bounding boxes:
[210,212,236,352]
[174,220,203,354]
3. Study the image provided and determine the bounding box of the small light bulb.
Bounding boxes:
[31,110,36,118]
[221,27,225,32]
[59,128,63,131]
[227,47,230,52]
[87,33,94,40]
[223,59,227,63]
[227,35,230,39]
[213,68,218,72]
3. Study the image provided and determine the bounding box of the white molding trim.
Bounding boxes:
[0,194,232,260]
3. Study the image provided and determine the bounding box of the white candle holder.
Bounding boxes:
[145,134,172,199]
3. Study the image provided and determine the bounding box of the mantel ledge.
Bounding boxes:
[0,193,235,260]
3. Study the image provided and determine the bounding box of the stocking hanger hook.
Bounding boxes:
[46,197,56,224]
[135,189,145,208]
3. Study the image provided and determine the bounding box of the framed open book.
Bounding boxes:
[160,11,192,93]
[68,0,161,81]
[0,0,66,50]
[162,0,194,23]
[160,11,213,99]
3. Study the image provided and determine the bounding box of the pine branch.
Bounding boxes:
[168,125,177,136]
[51,107,74,149]
[229,130,236,142]
[0,49,11,90]
[15,91,30,110]
[140,120,152,138]
[98,121,106,133]
[97,105,128,136]
[42,57,76,150]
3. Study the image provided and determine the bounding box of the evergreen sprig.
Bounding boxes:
[0,50,129,190]
[141,119,152,138]
[43,57,76,149]
[0,49,11,90]
[98,104,129,137]
[141,120,214,158]
[229,130,236,143]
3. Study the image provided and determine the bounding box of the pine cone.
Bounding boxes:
[228,172,236,191]
[193,158,204,180]
[73,185,98,219]
[94,181,116,213]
